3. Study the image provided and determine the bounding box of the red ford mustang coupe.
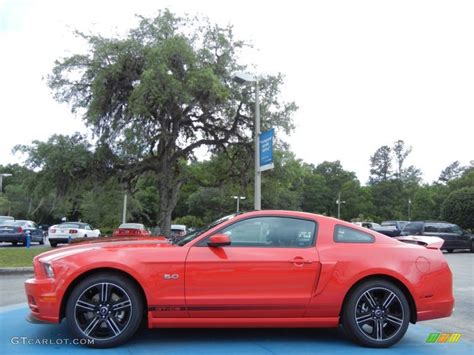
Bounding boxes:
[25,210,454,348]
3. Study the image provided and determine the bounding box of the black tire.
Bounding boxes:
[50,242,57,248]
[470,241,474,253]
[342,279,410,348]
[446,249,454,253]
[65,272,143,348]
[39,238,44,245]
[11,242,18,246]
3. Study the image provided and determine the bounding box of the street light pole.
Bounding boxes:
[233,72,261,210]
[336,192,346,219]
[122,194,127,224]
[254,79,261,210]
[232,196,246,213]
[408,198,412,221]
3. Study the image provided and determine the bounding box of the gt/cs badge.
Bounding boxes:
[163,274,179,280]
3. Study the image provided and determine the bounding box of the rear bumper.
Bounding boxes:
[415,261,455,322]
[24,277,61,323]
[417,299,454,321]
[48,237,70,244]
[0,234,24,242]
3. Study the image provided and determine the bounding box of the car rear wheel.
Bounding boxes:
[39,238,44,245]
[66,272,143,348]
[11,242,17,246]
[470,241,474,253]
[446,249,454,253]
[50,242,57,247]
[342,279,410,348]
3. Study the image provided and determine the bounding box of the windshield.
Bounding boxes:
[176,214,237,246]
[58,223,85,229]
[11,221,28,226]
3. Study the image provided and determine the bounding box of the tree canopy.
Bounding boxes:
[48,10,296,234]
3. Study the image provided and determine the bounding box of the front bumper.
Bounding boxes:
[24,277,61,323]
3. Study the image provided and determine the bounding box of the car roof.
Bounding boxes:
[171,224,186,229]
[119,223,145,229]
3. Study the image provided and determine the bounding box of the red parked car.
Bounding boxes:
[25,210,454,348]
[112,223,151,237]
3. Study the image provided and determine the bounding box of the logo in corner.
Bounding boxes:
[426,333,461,343]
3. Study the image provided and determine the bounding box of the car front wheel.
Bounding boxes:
[65,272,143,348]
[342,279,410,348]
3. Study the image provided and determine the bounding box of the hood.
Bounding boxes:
[36,237,173,263]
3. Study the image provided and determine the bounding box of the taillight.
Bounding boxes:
[18,227,23,233]
[69,229,78,234]
[50,229,56,233]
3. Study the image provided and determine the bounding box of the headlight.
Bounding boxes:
[42,262,55,278]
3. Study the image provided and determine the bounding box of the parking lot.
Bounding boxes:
[0,251,472,354]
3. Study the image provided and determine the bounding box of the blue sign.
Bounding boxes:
[259,128,274,172]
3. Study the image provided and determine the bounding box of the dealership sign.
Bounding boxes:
[259,128,274,172]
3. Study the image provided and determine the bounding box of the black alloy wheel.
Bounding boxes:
[342,279,410,348]
[66,272,143,348]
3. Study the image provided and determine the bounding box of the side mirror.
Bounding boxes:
[207,234,231,247]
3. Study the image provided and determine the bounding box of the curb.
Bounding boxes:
[0,267,34,275]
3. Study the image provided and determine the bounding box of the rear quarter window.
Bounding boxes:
[334,225,375,243]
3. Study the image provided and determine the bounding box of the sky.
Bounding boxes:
[0,0,473,184]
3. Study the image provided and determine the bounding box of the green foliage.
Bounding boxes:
[172,215,204,228]
[47,9,297,234]
[441,187,474,229]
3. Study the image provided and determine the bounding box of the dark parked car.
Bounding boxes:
[401,221,474,252]
[38,224,50,237]
[0,220,44,246]
[373,220,409,237]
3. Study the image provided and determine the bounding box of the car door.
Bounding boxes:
[29,222,42,241]
[185,216,320,318]
[427,222,455,249]
[446,224,471,249]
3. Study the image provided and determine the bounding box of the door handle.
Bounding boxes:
[289,257,313,265]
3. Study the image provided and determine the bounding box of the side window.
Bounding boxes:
[208,217,317,248]
[85,225,92,230]
[334,225,374,243]
[424,223,439,233]
[403,222,423,234]
[442,224,463,235]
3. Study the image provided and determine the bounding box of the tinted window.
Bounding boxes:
[438,223,463,235]
[59,223,81,229]
[424,223,439,233]
[403,222,423,234]
[334,225,374,243]
[211,217,317,248]
[12,221,28,227]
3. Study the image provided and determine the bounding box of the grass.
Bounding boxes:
[0,247,51,267]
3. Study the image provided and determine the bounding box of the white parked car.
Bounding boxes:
[48,222,101,247]
[170,224,187,240]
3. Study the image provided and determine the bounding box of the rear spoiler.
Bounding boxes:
[394,235,444,249]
